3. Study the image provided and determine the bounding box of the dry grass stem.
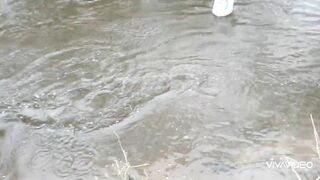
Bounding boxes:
[310,114,320,162]
[111,131,149,180]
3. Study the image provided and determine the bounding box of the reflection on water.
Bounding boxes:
[0,0,320,179]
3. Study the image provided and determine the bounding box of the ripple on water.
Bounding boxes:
[1,39,174,132]
[1,0,320,179]
[290,0,320,35]
[29,129,98,178]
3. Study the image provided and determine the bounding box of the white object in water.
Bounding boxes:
[212,0,234,17]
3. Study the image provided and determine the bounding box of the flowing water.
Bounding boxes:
[0,0,320,179]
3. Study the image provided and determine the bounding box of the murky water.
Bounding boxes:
[0,0,320,179]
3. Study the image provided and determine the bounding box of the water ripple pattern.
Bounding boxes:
[0,0,320,179]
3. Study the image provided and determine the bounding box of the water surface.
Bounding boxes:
[1,0,320,179]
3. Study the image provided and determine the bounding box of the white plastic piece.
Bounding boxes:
[212,0,234,17]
